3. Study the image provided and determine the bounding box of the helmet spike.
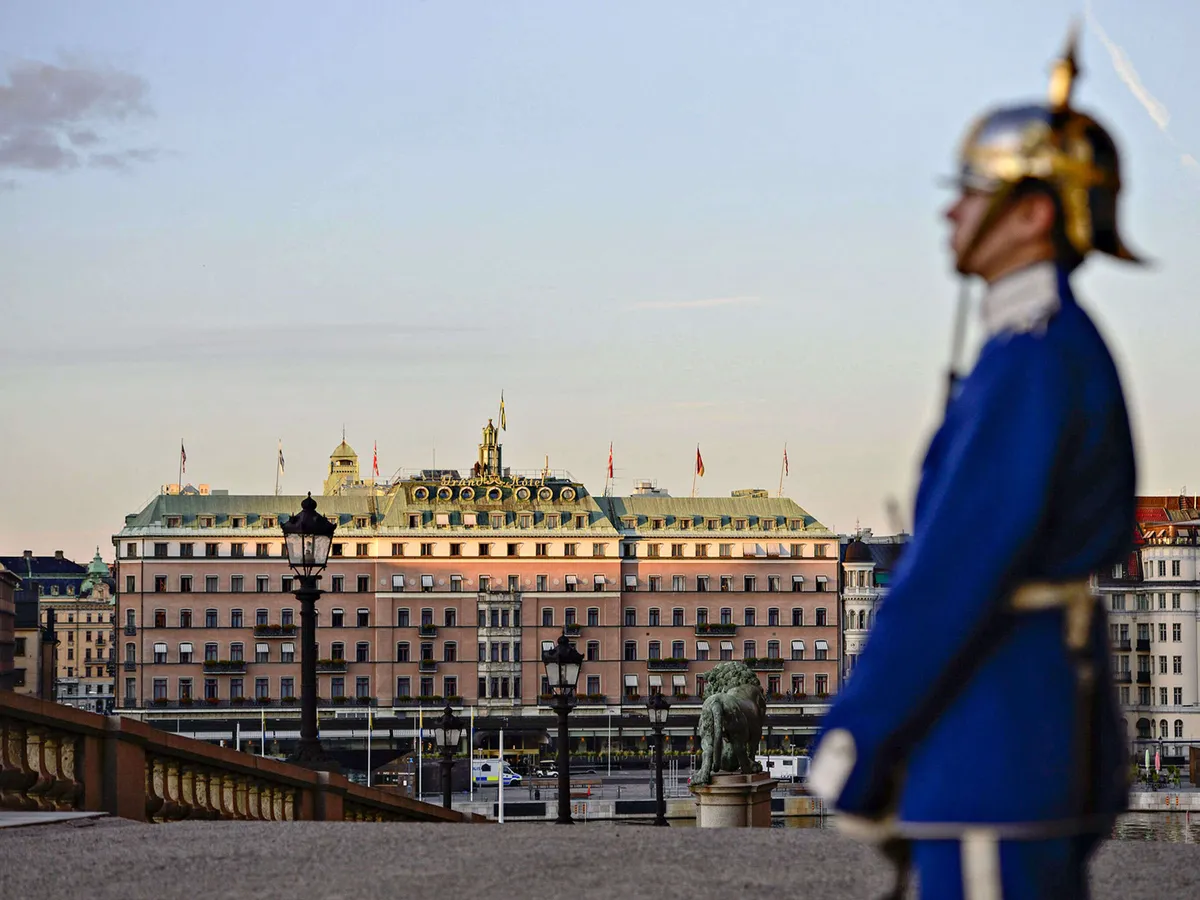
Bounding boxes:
[1048,20,1082,112]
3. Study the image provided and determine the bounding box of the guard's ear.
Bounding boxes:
[1011,190,1058,242]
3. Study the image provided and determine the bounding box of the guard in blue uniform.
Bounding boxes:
[809,29,1143,900]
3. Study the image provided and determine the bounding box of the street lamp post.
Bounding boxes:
[647,692,671,827]
[433,703,465,810]
[542,633,583,824]
[281,493,339,771]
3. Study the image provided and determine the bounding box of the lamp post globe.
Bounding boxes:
[281,493,339,771]
[433,703,465,809]
[541,633,583,824]
[646,692,671,826]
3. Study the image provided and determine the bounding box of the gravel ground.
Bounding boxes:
[1,818,1198,899]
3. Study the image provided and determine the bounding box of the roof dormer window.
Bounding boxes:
[262,516,276,528]
[574,514,587,528]
[546,514,560,529]
[231,517,244,529]
[706,518,720,530]
[166,516,181,528]
[761,518,774,530]
[355,517,368,529]
[622,517,637,529]
[652,518,665,530]
[734,519,747,530]
[200,516,214,528]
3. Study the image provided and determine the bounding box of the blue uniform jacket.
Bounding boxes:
[813,264,1134,828]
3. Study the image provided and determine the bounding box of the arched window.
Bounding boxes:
[125,642,135,662]
[1175,720,1184,738]
[1160,719,1169,739]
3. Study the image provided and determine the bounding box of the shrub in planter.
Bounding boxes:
[256,696,271,705]
[394,695,412,703]
[231,696,247,705]
[204,697,220,706]
[151,697,169,706]
[355,696,373,705]
[281,695,298,704]
[332,696,349,704]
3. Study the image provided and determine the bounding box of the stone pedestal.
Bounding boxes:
[689,772,777,828]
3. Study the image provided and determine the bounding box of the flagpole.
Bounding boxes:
[178,439,184,492]
[275,439,281,496]
[778,443,787,498]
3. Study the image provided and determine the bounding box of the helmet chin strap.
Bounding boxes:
[944,182,1019,412]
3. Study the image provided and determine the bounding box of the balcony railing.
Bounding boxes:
[1111,639,1132,651]
[1136,671,1151,684]
[124,625,137,636]
[316,660,347,674]
[0,691,481,823]
[1136,639,1152,652]
[1114,672,1132,684]
[418,624,438,637]
[418,659,438,673]
[647,658,689,671]
[253,624,297,638]
[694,623,737,636]
[564,623,582,636]
[123,661,136,672]
[747,657,785,671]
[203,660,247,674]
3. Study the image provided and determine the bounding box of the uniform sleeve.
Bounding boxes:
[809,335,1071,816]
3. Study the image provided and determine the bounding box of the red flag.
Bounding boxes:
[783,445,789,476]
[373,441,379,478]
[695,446,705,477]
[607,443,614,479]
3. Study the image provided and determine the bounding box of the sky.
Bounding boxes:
[1,1,1198,561]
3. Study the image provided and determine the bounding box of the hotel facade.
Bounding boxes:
[113,423,842,732]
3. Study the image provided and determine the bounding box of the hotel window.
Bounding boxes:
[356,542,370,556]
[744,575,756,592]
[179,575,193,593]
[719,641,734,661]
[575,514,588,528]
[1161,688,1169,705]
[768,608,779,626]
[282,576,294,593]
[154,609,167,628]
[421,575,434,592]
[648,608,660,627]
[542,608,554,627]
[357,608,370,627]
[792,575,804,592]
[255,643,269,663]
[1175,656,1183,674]
[331,609,345,628]
[154,576,167,593]
[696,575,709,592]
[672,575,685,592]
[1111,593,1126,611]
[178,642,193,664]
[231,609,244,628]
[408,514,421,529]
[281,643,295,663]
[331,642,346,661]
[791,640,805,660]
[673,608,685,627]
[767,640,780,659]
[565,574,578,592]
[720,576,733,593]
[229,678,244,699]
[696,641,710,661]
[648,576,661,592]
[153,678,167,700]
[421,608,433,627]
[449,543,462,557]
[477,542,492,557]
[179,609,192,628]
[536,543,549,557]
[720,608,732,625]
[734,519,747,531]
[814,639,829,660]
[256,543,270,558]
[331,575,344,593]
[695,543,709,558]
[672,640,685,659]
[621,543,636,559]
[397,608,410,627]
[592,543,606,558]
[1160,655,1168,674]
[230,576,244,593]
[420,643,433,662]
[420,543,434,557]
[391,542,405,557]
[647,544,661,558]
[519,514,533,528]
[546,514,560,529]
[444,642,458,663]
[588,608,599,627]
[816,608,827,626]
[648,641,661,660]
[768,576,781,592]
[815,674,829,694]
[205,543,219,558]
[396,642,410,662]
[1159,622,1167,641]
[536,575,547,591]
[1174,623,1182,641]
[671,544,685,558]
[391,574,406,591]
[564,607,577,627]
[1175,687,1183,705]
[564,543,578,557]
[790,544,803,558]
[508,574,519,592]
[154,542,168,558]
[624,641,638,661]
[231,543,245,558]
[593,575,606,592]
[743,640,756,659]
[624,574,637,591]
[356,642,370,663]
[357,575,370,593]
[355,677,371,699]
[1173,593,1182,609]
[444,608,456,627]
[624,608,636,627]
[506,543,521,558]
[1172,560,1181,577]
[153,643,168,664]
[256,576,269,593]
[814,544,828,558]
[125,574,136,593]
[586,641,600,662]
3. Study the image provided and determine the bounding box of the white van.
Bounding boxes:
[472,759,522,786]
[755,754,811,783]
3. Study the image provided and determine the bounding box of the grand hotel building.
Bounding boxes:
[114,423,841,727]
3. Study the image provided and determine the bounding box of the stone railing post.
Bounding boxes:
[313,770,346,821]
[103,716,147,821]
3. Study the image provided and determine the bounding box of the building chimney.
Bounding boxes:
[54,550,64,559]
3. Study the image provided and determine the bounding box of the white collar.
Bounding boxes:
[980,262,1061,338]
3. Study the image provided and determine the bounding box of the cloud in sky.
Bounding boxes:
[0,58,161,177]
[630,295,763,310]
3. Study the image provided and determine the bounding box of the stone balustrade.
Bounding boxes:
[0,692,481,824]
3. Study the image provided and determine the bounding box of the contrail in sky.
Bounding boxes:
[1083,0,1198,175]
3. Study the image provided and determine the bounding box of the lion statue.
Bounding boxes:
[691,661,768,786]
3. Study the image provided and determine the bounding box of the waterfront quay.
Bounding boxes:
[3,818,1199,900]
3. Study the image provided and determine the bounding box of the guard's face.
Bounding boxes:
[944,188,1000,276]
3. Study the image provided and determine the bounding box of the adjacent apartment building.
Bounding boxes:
[113,422,842,722]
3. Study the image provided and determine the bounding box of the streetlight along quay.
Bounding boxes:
[541,633,583,824]
[647,692,671,827]
[281,493,339,771]
[433,703,465,809]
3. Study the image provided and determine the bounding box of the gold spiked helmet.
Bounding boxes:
[948,25,1143,264]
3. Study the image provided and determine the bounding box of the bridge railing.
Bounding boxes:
[0,692,481,824]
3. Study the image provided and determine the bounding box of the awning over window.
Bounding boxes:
[672,674,687,687]
[256,643,269,654]
[435,513,450,526]
[792,575,805,583]
[391,574,405,589]
[624,575,637,587]
[421,575,434,587]
[791,640,805,651]
[720,641,734,651]
[624,674,639,687]
[648,675,663,687]
[696,641,710,652]
[461,513,477,526]
[282,643,295,654]
[593,574,605,584]
[816,575,828,583]
[153,642,167,654]
[179,642,193,654]
[815,640,829,651]
[566,574,578,585]
[542,641,555,652]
